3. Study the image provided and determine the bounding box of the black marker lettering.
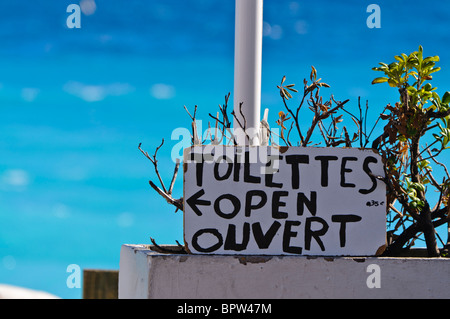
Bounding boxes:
[214,194,241,219]
[304,217,329,251]
[297,191,317,216]
[213,156,233,181]
[233,152,241,182]
[340,157,358,188]
[186,189,211,216]
[196,162,204,187]
[252,221,282,249]
[245,190,267,217]
[285,155,309,189]
[264,155,283,188]
[314,156,338,187]
[331,214,362,247]
[272,191,289,219]
[359,156,378,194]
[191,228,223,253]
[224,223,250,251]
[282,220,303,254]
[244,151,261,184]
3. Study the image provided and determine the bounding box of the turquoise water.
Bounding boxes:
[1,0,449,298]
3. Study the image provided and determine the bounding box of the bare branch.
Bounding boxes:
[389,203,403,217]
[183,104,197,121]
[139,141,183,212]
[150,237,187,254]
[427,148,450,179]
[302,99,349,146]
[139,140,167,193]
[149,180,183,211]
[168,158,180,195]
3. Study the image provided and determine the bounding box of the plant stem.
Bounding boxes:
[411,135,440,256]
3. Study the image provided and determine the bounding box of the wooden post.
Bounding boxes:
[83,269,118,299]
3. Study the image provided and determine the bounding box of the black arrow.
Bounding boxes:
[186,189,211,216]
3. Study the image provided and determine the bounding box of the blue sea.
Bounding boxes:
[1,0,449,298]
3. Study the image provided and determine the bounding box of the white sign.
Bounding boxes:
[183,146,386,256]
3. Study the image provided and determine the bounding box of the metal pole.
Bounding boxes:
[233,0,263,146]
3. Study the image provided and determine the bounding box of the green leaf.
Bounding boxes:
[371,77,388,84]
[423,56,440,63]
[418,160,430,170]
[442,91,450,104]
[443,136,449,148]
[423,83,433,91]
[432,91,441,102]
[407,86,417,94]
[418,45,424,62]
[411,182,425,193]
[388,79,398,87]
[428,67,441,75]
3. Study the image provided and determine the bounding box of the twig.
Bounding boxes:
[150,237,188,254]
[238,102,247,132]
[183,104,197,121]
[286,121,294,146]
[231,102,251,143]
[184,105,201,145]
[139,141,183,212]
[149,180,183,211]
[212,111,221,145]
[139,140,167,193]
[367,105,390,148]
[281,93,305,145]
[208,93,237,145]
[302,99,349,146]
[317,120,331,146]
[168,158,180,195]
[427,148,450,179]
[389,203,403,217]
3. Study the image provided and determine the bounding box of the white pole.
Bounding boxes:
[233,0,263,146]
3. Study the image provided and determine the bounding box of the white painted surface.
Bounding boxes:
[119,244,450,299]
[0,284,60,299]
[233,0,263,145]
[118,244,152,299]
[183,146,386,256]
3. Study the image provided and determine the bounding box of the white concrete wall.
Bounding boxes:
[119,244,449,299]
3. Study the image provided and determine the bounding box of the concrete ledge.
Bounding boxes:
[119,244,449,299]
